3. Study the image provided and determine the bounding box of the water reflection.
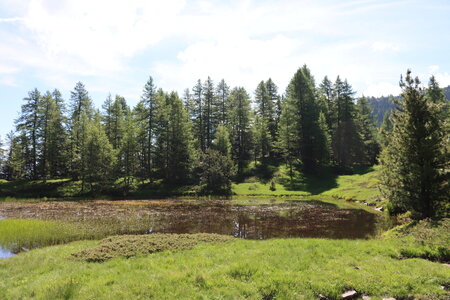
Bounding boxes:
[0,246,15,259]
[142,202,377,239]
[0,199,379,241]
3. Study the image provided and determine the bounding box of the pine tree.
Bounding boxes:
[283,65,328,173]
[254,81,273,161]
[332,77,364,167]
[5,131,28,180]
[214,124,231,158]
[81,113,116,192]
[265,78,279,140]
[380,70,449,219]
[203,77,216,149]
[379,111,393,148]
[68,82,94,179]
[356,96,380,165]
[140,77,158,180]
[229,87,252,176]
[216,79,230,125]
[154,91,194,183]
[39,90,68,180]
[192,80,204,152]
[120,109,139,190]
[277,99,298,180]
[15,88,41,179]
[0,135,5,179]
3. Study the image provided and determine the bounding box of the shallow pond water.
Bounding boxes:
[0,246,15,259]
[0,199,380,241]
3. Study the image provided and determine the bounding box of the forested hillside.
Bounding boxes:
[368,85,450,126]
[0,68,447,197]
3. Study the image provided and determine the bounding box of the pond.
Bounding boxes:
[0,246,15,259]
[0,199,380,245]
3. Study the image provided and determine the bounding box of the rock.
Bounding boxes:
[366,202,376,206]
[318,294,328,299]
[374,207,384,212]
[443,263,450,268]
[362,296,371,300]
[342,290,358,299]
[382,298,396,300]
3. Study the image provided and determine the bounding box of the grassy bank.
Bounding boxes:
[0,221,449,299]
[0,165,381,203]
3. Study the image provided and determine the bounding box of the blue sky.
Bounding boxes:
[0,0,449,141]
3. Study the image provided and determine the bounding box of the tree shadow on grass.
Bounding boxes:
[281,171,338,195]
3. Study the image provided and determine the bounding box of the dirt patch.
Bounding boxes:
[72,233,234,262]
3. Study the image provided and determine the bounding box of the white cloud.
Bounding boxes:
[363,82,401,97]
[372,41,401,52]
[22,0,186,72]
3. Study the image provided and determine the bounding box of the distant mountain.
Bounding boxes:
[368,85,450,127]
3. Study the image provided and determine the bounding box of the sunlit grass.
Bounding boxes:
[0,223,448,299]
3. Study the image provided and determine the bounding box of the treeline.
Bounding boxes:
[0,65,444,194]
[368,85,450,126]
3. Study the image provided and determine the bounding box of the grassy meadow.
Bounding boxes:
[1,167,448,299]
[0,219,449,299]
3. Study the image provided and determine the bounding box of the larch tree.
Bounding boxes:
[15,88,41,179]
[283,65,328,173]
[140,76,158,181]
[229,87,253,176]
[216,79,230,125]
[68,82,94,179]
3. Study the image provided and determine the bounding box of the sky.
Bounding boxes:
[0,0,449,140]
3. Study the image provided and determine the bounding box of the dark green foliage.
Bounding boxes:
[81,114,116,192]
[356,96,380,165]
[380,70,449,219]
[254,80,278,162]
[229,87,253,176]
[379,111,393,148]
[199,148,234,194]
[332,77,365,167]
[0,135,5,179]
[281,65,329,173]
[216,79,230,125]
[68,82,95,180]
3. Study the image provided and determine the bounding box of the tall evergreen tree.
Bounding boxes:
[203,77,216,149]
[277,99,298,180]
[15,88,41,179]
[332,77,364,167]
[380,70,449,219]
[356,96,380,165]
[0,135,5,179]
[154,91,194,183]
[254,81,273,161]
[379,111,393,148]
[229,87,252,176]
[216,79,230,125]
[68,82,94,179]
[39,90,68,180]
[140,77,157,180]
[192,80,204,152]
[81,113,116,192]
[282,65,328,173]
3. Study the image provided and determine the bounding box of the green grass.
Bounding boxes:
[72,233,234,262]
[0,219,84,251]
[321,166,381,203]
[0,230,449,299]
[233,165,381,204]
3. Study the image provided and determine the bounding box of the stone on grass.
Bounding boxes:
[342,289,358,299]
